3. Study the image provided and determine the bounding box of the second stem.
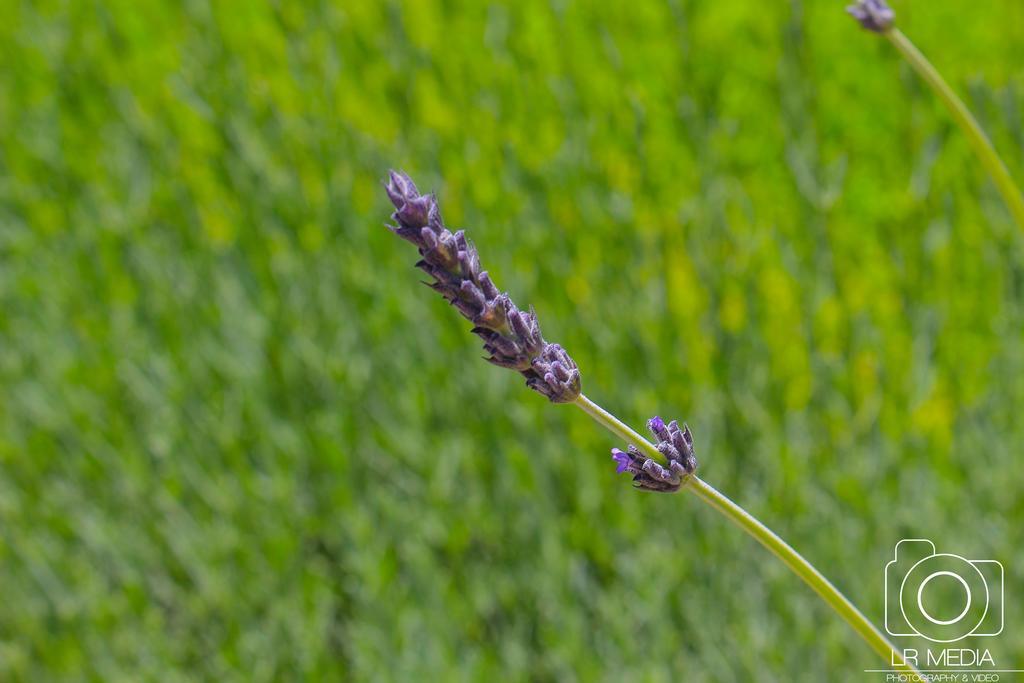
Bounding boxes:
[573,393,918,674]
[886,28,1024,231]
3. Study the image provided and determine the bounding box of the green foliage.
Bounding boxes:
[1,0,1023,680]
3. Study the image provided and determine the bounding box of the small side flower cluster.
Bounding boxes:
[846,0,894,33]
[612,416,698,493]
[385,171,581,403]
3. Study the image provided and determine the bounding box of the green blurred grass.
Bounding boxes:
[2,0,1023,680]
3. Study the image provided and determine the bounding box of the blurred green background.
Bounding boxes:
[2,0,1023,680]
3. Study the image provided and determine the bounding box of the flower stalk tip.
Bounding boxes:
[384,170,581,403]
[846,0,894,33]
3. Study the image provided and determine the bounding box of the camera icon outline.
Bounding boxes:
[885,539,1004,643]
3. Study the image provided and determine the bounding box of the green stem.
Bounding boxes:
[885,28,1024,231]
[573,393,918,674]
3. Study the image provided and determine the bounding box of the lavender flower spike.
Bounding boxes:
[846,0,894,33]
[611,416,698,493]
[384,170,581,403]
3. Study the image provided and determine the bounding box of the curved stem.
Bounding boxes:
[885,28,1024,231]
[573,393,919,674]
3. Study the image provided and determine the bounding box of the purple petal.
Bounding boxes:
[611,448,630,474]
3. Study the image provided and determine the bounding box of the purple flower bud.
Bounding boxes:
[427,200,445,234]
[642,459,690,493]
[386,170,435,230]
[384,170,417,208]
[846,0,894,33]
[608,444,687,493]
[420,227,438,251]
[610,416,698,492]
[460,280,487,312]
[452,283,487,320]
[662,419,698,474]
[475,327,536,371]
[474,292,511,331]
[478,272,500,300]
[525,343,581,403]
[647,415,669,442]
[508,306,542,349]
